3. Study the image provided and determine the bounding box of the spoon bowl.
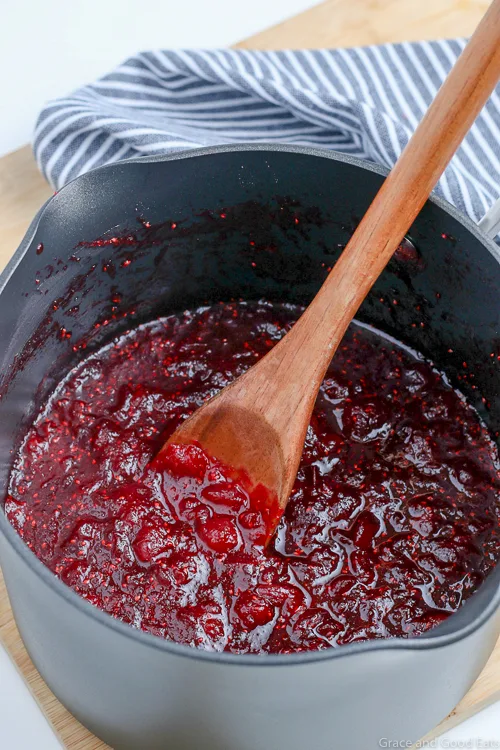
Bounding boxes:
[166,398,287,504]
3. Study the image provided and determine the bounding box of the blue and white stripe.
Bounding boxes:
[34,42,500,225]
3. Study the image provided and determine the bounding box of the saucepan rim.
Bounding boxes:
[1,143,499,667]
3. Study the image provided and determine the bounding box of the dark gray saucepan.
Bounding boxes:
[1,145,500,750]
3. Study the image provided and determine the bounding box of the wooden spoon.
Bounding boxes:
[159,0,500,532]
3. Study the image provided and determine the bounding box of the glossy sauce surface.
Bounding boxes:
[6,301,500,653]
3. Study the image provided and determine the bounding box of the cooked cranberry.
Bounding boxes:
[196,515,240,553]
[159,443,209,480]
[201,482,247,509]
[234,591,275,628]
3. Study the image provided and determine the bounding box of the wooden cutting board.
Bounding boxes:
[0,1,498,748]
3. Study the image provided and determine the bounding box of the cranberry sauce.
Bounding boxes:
[5,301,500,654]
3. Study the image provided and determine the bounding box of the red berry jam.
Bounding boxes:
[5,300,500,653]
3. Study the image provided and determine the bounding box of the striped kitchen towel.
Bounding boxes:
[34,41,500,226]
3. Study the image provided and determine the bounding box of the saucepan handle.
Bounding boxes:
[478,197,500,239]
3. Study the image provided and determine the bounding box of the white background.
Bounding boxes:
[0,0,316,156]
[1,0,500,746]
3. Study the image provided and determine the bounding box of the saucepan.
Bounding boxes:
[1,145,500,750]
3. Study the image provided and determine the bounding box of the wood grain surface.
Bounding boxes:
[0,1,497,748]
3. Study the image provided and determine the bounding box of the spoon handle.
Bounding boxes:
[256,0,500,444]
